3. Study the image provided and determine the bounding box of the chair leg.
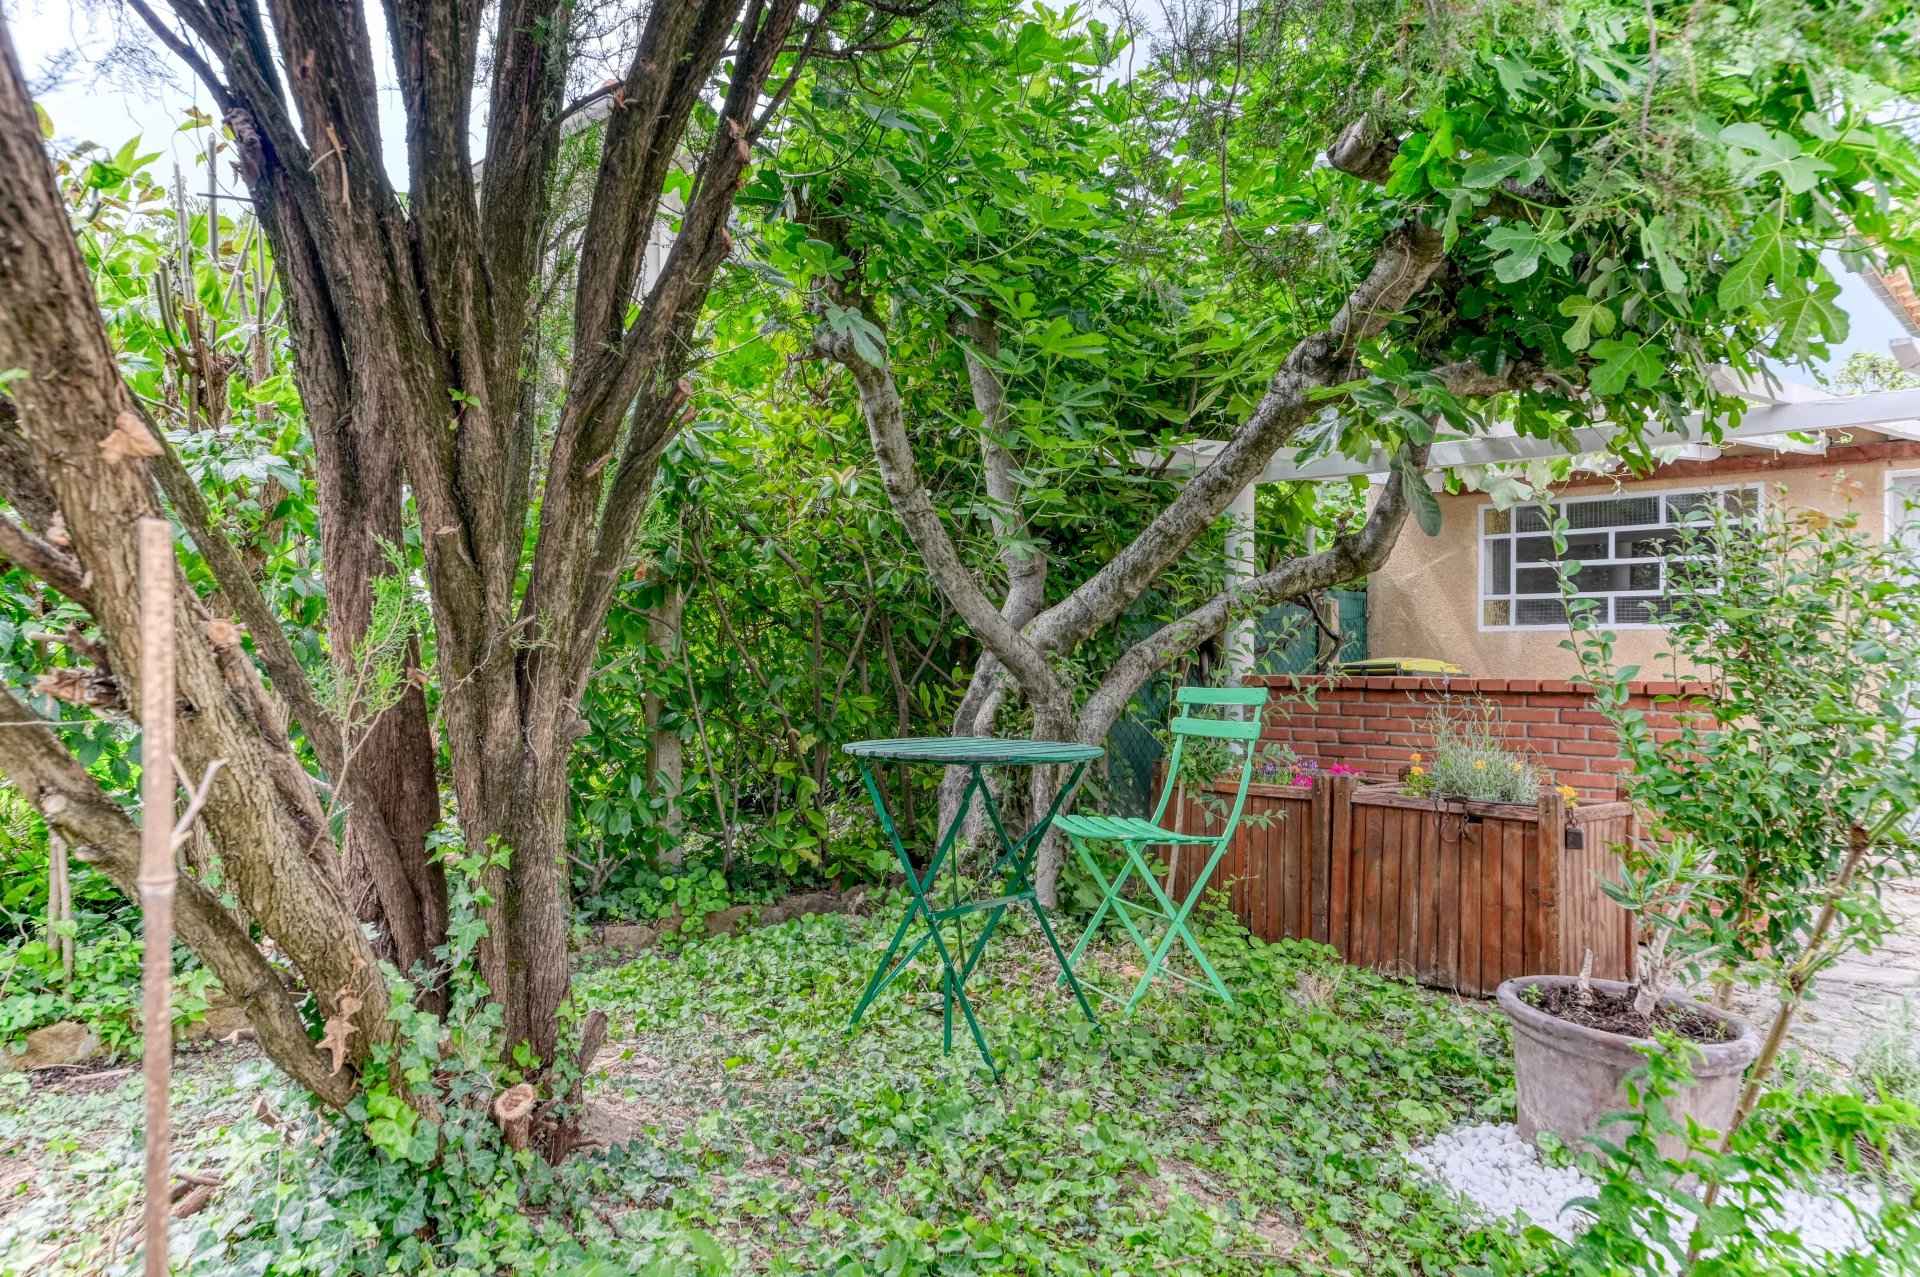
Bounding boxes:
[1126,840,1235,1010]
[1058,835,1133,984]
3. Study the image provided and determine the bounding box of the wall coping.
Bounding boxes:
[1247,674,1714,697]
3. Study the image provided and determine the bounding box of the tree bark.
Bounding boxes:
[0,0,840,1129]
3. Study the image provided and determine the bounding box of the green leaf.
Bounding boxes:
[1639,216,1689,297]
[1557,295,1616,353]
[1716,212,1794,311]
[1588,337,1666,395]
[1720,123,1836,195]
[1459,153,1540,190]
[1767,278,1848,353]
[1398,451,1442,537]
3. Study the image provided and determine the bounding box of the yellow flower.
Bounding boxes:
[1473,759,1487,771]
[1410,752,1423,763]
[1556,784,1579,802]
[1409,765,1425,777]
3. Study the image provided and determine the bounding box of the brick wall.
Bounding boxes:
[1248,675,1710,803]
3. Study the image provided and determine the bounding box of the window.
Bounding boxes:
[1479,486,1760,629]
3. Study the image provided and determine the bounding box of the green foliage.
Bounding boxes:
[0,922,215,1057]
[1401,698,1542,804]
[1501,1037,1920,1275]
[1563,502,1920,992]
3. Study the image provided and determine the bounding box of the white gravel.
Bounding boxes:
[1408,1122,1882,1259]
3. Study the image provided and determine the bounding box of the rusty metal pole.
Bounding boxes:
[137,517,176,1277]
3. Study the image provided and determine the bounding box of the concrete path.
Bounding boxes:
[1721,877,1920,1072]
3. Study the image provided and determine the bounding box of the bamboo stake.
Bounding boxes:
[49,830,72,983]
[137,517,176,1277]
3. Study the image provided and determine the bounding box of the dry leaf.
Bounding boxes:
[252,1094,282,1129]
[98,411,163,463]
[45,512,69,547]
[32,667,120,709]
[318,994,362,1074]
[205,617,242,648]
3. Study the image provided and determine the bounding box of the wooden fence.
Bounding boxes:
[1163,775,1636,996]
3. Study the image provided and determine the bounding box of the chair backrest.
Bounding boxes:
[1150,685,1271,835]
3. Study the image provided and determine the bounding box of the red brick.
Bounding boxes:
[1473,679,1510,693]
[1559,710,1614,727]
[1525,694,1590,708]
[1652,729,1688,744]
[1342,731,1390,745]
[1527,723,1588,741]
[1315,716,1369,731]
[1496,707,1559,724]
[1538,680,1583,694]
[1586,757,1632,773]
[1560,740,1623,757]
[1507,679,1542,693]
[1365,746,1417,762]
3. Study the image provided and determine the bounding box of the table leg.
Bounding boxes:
[849,762,973,1027]
[966,762,1099,1027]
[847,761,1001,1076]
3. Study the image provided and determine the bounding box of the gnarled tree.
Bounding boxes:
[0,0,932,1139]
[782,0,1918,900]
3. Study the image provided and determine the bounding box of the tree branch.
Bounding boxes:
[1026,218,1448,657]
[0,511,89,605]
[1074,446,1426,744]
[0,687,352,1106]
[146,418,344,773]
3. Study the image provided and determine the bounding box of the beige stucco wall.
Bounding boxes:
[1367,457,1897,681]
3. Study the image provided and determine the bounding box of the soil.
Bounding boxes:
[1533,983,1735,1043]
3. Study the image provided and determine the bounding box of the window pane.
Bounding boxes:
[1515,598,1566,626]
[1613,595,1673,625]
[1514,506,1552,533]
[1514,566,1559,594]
[1628,561,1661,590]
[1567,496,1659,530]
[1483,599,1511,626]
[1515,532,1608,563]
[1485,538,1511,594]
[1665,490,1716,523]
[1483,506,1511,534]
[1721,486,1759,517]
[1618,528,1683,559]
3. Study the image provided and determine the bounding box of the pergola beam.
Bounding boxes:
[1140,387,1920,483]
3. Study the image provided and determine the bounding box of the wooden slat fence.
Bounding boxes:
[1159,775,1636,996]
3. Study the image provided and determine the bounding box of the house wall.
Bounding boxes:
[1249,674,1713,803]
[1366,446,1912,681]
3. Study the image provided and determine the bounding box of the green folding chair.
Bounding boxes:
[1057,685,1270,1012]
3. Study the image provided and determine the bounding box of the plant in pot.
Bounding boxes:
[1496,496,1920,1164]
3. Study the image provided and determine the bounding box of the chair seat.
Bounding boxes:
[1054,813,1218,844]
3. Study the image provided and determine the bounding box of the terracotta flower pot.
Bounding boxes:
[1497,975,1761,1156]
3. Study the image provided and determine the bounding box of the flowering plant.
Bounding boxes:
[1276,757,1364,787]
[1397,699,1540,803]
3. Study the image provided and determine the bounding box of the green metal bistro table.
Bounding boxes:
[844,737,1104,1077]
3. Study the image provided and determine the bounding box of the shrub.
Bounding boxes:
[1402,698,1541,804]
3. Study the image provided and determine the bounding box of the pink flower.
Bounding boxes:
[1325,762,1362,777]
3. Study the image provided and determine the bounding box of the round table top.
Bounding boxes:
[843,736,1104,766]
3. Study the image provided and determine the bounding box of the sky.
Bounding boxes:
[6,0,1911,386]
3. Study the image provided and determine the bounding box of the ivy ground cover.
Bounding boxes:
[1,906,1541,1275]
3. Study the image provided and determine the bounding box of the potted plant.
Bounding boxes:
[1496,498,1920,1158]
[1497,827,1761,1155]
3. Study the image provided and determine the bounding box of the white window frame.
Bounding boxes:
[1477,484,1764,632]
[1887,469,1920,549]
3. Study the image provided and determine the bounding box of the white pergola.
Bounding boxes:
[1146,349,1920,683]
